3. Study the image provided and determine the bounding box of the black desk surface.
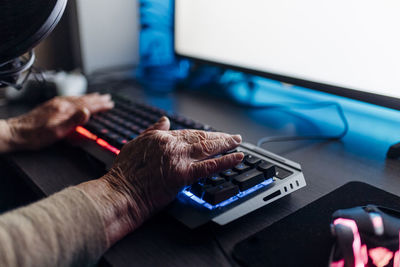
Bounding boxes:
[1,84,400,267]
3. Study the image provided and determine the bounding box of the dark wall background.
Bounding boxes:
[35,0,82,71]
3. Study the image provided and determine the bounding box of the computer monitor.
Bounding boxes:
[174,0,400,110]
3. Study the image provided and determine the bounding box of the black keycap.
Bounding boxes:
[119,129,134,138]
[105,132,120,141]
[135,109,149,119]
[114,117,127,126]
[116,137,128,148]
[203,182,239,205]
[128,133,138,140]
[169,122,179,130]
[130,117,146,126]
[104,113,120,123]
[92,116,107,125]
[206,175,226,186]
[244,154,261,166]
[85,121,102,134]
[232,169,265,191]
[171,115,186,124]
[147,106,165,116]
[119,120,133,129]
[257,161,277,179]
[220,169,238,179]
[175,124,186,130]
[102,119,119,130]
[146,114,159,123]
[112,125,126,135]
[129,124,142,134]
[190,183,205,198]
[140,120,151,128]
[223,149,237,155]
[233,163,252,174]
[99,131,121,147]
[99,128,109,134]
[114,109,131,120]
[275,167,293,180]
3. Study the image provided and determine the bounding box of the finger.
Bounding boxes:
[86,100,114,114]
[190,135,242,159]
[57,107,91,136]
[175,130,240,142]
[79,92,102,102]
[83,92,100,98]
[86,94,114,112]
[189,152,244,181]
[144,116,170,132]
[78,94,114,113]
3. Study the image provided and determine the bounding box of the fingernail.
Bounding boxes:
[232,134,242,143]
[82,107,90,117]
[159,116,168,122]
[235,152,245,160]
[77,107,90,124]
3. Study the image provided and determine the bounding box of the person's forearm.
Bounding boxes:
[0,175,142,267]
[0,186,108,267]
[77,175,146,246]
[0,120,13,153]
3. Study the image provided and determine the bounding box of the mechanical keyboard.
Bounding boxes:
[68,95,306,228]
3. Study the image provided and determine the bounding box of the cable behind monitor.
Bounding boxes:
[247,101,349,148]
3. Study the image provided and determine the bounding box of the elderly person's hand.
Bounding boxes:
[0,93,114,151]
[79,116,244,245]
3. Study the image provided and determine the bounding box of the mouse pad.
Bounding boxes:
[233,181,400,267]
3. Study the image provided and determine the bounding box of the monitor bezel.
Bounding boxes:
[173,1,400,111]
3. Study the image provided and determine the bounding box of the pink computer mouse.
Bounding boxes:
[329,205,400,267]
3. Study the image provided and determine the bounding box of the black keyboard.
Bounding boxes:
[71,95,306,227]
[82,96,215,152]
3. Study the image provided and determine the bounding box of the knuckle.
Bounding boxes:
[229,136,238,145]
[180,129,191,136]
[200,141,211,152]
[183,132,200,144]
[158,134,171,145]
[53,100,71,113]
[196,131,207,140]
[201,140,216,155]
[150,131,172,146]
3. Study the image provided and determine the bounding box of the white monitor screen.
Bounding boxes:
[175,0,400,102]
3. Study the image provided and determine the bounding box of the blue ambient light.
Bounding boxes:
[181,178,274,210]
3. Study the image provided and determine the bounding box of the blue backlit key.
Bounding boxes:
[203,182,239,205]
[233,163,252,174]
[257,161,276,179]
[220,169,238,179]
[233,169,265,191]
[244,154,261,166]
[206,175,226,186]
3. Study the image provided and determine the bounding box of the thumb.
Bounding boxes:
[145,116,170,132]
[59,107,91,133]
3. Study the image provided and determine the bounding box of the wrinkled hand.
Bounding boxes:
[6,93,114,150]
[103,116,244,230]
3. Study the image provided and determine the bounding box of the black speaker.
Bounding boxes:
[0,0,67,87]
